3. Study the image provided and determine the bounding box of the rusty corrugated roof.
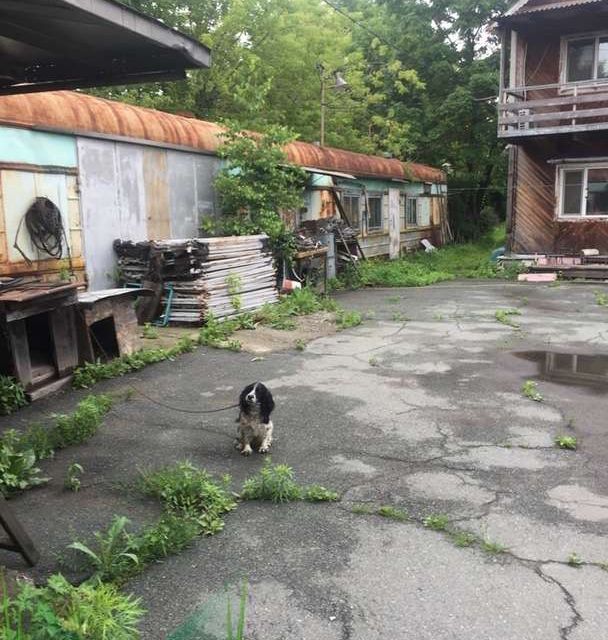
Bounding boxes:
[0,90,445,183]
[504,0,604,16]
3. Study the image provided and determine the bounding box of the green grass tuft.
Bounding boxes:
[555,435,578,450]
[521,380,543,402]
[423,514,450,531]
[377,505,408,521]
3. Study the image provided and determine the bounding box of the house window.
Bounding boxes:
[559,165,608,217]
[564,34,608,83]
[367,193,383,230]
[342,193,360,228]
[405,197,418,227]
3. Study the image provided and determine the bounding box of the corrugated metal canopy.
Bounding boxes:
[500,0,606,23]
[0,90,445,183]
[0,0,210,96]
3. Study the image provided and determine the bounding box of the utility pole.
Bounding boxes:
[316,62,348,147]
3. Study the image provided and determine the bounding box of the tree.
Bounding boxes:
[211,123,307,261]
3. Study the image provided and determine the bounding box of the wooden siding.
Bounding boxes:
[511,137,608,253]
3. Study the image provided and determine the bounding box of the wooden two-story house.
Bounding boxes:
[498,0,608,257]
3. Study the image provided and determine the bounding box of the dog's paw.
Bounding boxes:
[258,445,269,454]
[241,445,253,456]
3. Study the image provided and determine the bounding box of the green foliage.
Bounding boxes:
[295,339,306,351]
[521,380,543,402]
[0,570,142,640]
[423,514,450,531]
[141,323,159,339]
[0,376,27,416]
[199,314,245,350]
[450,530,478,548]
[377,506,408,522]
[213,124,306,263]
[73,339,198,388]
[65,463,84,492]
[0,395,111,497]
[241,459,302,503]
[254,288,336,329]
[241,459,338,504]
[0,430,49,496]
[567,552,583,567]
[138,461,237,535]
[335,309,362,330]
[481,538,508,555]
[555,435,578,451]
[495,308,521,328]
[303,485,340,503]
[594,290,608,306]
[68,516,141,584]
[45,574,144,640]
[50,395,113,449]
[226,581,248,640]
[225,273,243,312]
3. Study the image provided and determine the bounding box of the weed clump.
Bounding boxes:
[521,380,543,402]
[241,459,339,504]
[377,505,408,521]
[0,375,27,415]
[1,571,144,640]
[555,435,578,450]
[138,461,236,535]
[423,514,450,531]
[495,308,521,328]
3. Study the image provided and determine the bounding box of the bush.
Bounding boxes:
[0,376,27,415]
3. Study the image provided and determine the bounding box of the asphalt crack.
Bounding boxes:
[535,565,583,640]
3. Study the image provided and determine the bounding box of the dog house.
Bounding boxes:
[0,282,78,399]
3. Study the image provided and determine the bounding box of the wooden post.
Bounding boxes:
[0,497,39,566]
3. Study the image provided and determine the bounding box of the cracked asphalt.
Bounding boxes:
[2,280,608,639]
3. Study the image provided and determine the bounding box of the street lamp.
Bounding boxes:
[316,63,349,146]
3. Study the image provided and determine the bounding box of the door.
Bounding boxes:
[388,188,401,259]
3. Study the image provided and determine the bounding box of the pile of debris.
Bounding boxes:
[114,235,278,324]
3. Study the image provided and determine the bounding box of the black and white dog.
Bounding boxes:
[235,382,275,456]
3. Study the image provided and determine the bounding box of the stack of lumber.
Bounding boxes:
[114,235,278,324]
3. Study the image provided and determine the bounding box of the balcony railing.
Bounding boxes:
[498,82,608,138]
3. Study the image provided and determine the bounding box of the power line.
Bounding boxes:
[319,0,404,57]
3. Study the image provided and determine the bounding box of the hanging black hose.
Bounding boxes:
[14,197,72,270]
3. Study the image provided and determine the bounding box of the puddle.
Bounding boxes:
[514,351,608,391]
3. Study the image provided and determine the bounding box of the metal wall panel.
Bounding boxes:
[78,138,148,290]
[0,126,77,167]
[195,155,220,224]
[168,151,197,238]
[144,148,170,240]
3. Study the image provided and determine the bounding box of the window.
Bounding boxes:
[405,197,418,227]
[564,34,608,83]
[342,193,360,228]
[559,165,608,217]
[367,193,383,230]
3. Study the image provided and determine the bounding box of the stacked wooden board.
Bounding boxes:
[114,235,278,324]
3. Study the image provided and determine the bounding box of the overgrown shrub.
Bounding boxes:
[50,395,113,448]
[0,375,27,415]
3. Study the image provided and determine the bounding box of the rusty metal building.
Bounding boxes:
[498,0,608,255]
[0,91,446,289]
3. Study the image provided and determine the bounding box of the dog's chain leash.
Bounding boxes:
[128,384,239,415]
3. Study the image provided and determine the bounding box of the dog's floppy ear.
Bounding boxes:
[239,383,254,413]
[258,384,275,424]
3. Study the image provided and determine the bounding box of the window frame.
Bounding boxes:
[404,196,418,228]
[561,31,608,87]
[557,162,608,219]
[366,192,384,231]
[341,191,361,229]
